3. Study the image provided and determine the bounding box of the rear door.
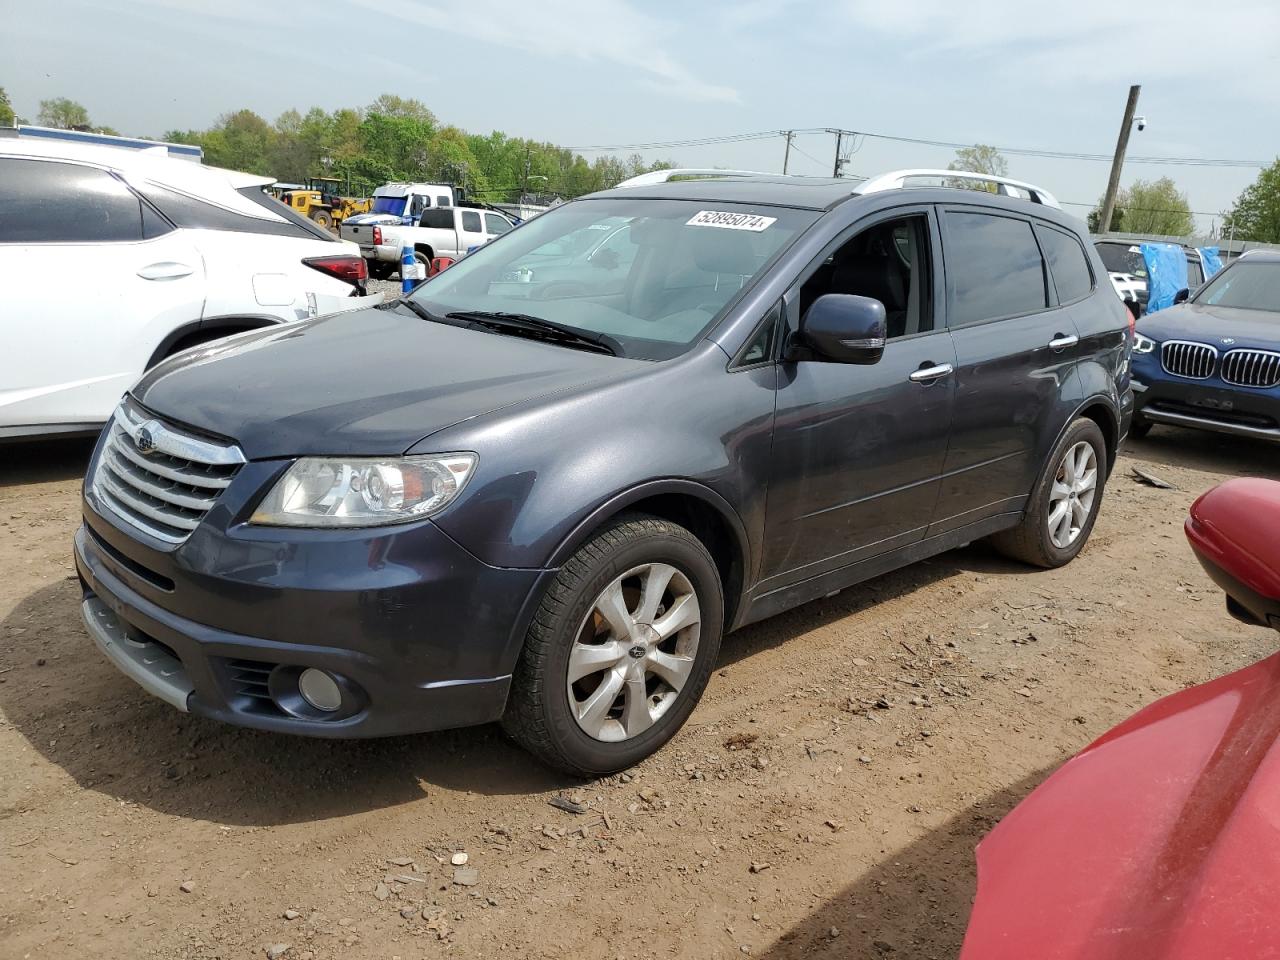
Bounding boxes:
[459,209,486,254]
[761,206,956,587]
[931,207,1086,534]
[0,156,205,430]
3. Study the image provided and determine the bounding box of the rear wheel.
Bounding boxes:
[989,418,1108,569]
[1129,416,1152,440]
[369,261,393,281]
[310,209,333,230]
[502,515,724,777]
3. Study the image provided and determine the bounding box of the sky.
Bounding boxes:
[6,0,1279,234]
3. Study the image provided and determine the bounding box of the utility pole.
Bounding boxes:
[782,131,794,174]
[832,130,844,178]
[1098,84,1142,234]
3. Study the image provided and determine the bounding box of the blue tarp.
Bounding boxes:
[1198,246,1223,280]
[1141,243,1190,313]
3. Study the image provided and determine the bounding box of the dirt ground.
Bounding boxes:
[2,427,1278,960]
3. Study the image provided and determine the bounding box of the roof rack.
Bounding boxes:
[614,168,776,188]
[857,169,1060,209]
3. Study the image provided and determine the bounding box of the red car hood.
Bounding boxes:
[960,651,1280,960]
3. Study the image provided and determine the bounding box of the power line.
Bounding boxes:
[569,127,1270,170]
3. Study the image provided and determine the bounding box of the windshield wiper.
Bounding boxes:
[445,310,619,356]
[391,297,470,328]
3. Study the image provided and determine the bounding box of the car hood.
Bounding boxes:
[1138,303,1280,349]
[131,306,638,459]
[959,650,1280,960]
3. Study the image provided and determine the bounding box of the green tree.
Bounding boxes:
[947,144,1008,191]
[0,87,14,126]
[1088,177,1194,237]
[37,97,91,129]
[366,94,436,124]
[1222,159,1280,243]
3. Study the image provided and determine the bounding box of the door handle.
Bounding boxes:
[1048,333,1079,350]
[137,261,194,281]
[909,362,954,383]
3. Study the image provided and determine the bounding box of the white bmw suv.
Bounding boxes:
[0,137,371,439]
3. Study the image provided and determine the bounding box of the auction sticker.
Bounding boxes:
[686,210,777,232]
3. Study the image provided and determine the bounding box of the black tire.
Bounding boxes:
[310,209,333,229]
[1129,416,1152,440]
[502,514,724,778]
[989,417,1109,569]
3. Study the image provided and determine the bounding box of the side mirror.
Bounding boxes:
[798,294,887,364]
[1185,478,1280,631]
[1174,288,1191,305]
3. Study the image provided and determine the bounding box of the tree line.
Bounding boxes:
[2,90,674,202]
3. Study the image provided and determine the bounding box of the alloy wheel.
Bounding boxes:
[1047,440,1098,549]
[566,563,701,742]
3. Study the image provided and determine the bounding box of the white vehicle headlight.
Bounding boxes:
[250,454,477,527]
[1132,333,1157,354]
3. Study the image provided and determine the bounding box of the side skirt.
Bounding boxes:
[736,511,1022,629]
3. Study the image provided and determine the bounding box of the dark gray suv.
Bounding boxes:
[75,169,1133,776]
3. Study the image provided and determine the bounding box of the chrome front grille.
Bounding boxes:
[1161,340,1217,380]
[92,401,244,544]
[1221,349,1280,389]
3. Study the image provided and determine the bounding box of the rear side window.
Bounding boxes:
[485,213,513,235]
[435,195,450,207]
[1187,257,1205,288]
[0,157,160,243]
[136,182,335,242]
[1037,225,1094,304]
[419,208,454,229]
[945,211,1048,326]
[461,211,482,233]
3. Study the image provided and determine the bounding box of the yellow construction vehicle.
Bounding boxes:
[279,177,372,230]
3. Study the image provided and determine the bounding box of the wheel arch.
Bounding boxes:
[546,480,752,632]
[145,314,282,370]
[1075,397,1120,475]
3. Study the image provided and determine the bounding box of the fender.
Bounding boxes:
[545,477,753,577]
[145,314,283,370]
[1051,392,1121,475]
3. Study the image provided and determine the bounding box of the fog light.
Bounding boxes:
[298,668,342,712]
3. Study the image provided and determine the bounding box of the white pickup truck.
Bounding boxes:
[343,206,517,278]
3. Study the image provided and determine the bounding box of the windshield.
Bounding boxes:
[1095,242,1147,278]
[372,196,408,216]
[409,198,814,360]
[1194,260,1280,314]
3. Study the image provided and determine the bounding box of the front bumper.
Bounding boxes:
[75,483,555,738]
[1132,360,1280,442]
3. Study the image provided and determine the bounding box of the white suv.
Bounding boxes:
[0,137,371,439]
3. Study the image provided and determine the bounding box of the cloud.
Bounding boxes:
[348,0,740,104]
[833,0,1280,96]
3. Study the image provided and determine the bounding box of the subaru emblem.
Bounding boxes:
[135,424,158,454]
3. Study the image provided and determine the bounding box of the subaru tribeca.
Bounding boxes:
[75,168,1133,776]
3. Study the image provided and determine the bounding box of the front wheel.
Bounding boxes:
[502,515,724,777]
[989,417,1108,569]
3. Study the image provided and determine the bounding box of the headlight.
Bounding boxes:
[1133,333,1157,354]
[250,454,477,527]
